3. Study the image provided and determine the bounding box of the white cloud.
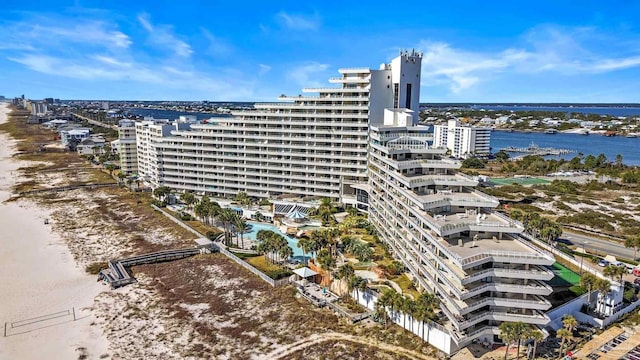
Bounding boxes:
[416,26,640,94]
[258,64,271,76]
[0,19,132,51]
[275,12,320,31]
[200,28,232,56]
[137,13,193,57]
[286,62,330,88]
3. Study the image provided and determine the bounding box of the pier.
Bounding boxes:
[98,247,208,288]
[501,142,575,157]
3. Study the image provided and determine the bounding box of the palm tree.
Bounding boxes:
[595,278,612,315]
[219,209,237,246]
[526,328,544,360]
[416,291,439,340]
[500,322,517,360]
[180,192,197,213]
[153,186,171,203]
[510,322,528,360]
[317,249,336,284]
[311,197,337,226]
[624,235,640,260]
[349,275,366,299]
[375,289,395,328]
[296,237,314,265]
[562,315,577,334]
[603,265,617,280]
[233,191,251,207]
[279,244,294,262]
[234,217,250,249]
[336,264,355,296]
[117,172,125,185]
[557,328,572,359]
[400,296,415,331]
[580,273,597,313]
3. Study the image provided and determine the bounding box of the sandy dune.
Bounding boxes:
[0,103,109,360]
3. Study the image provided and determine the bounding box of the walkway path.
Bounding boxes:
[264,332,434,360]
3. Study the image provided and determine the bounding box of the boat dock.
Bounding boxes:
[501,142,575,157]
[98,247,207,288]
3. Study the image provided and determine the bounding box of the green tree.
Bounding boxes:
[580,273,598,313]
[316,248,336,283]
[233,191,252,207]
[557,328,572,359]
[461,157,485,169]
[233,216,250,249]
[375,289,395,328]
[180,192,197,213]
[499,322,518,360]
[495,150,510,162]
[296,237,314,265]
[525,328,544,360]
[595,278,612,314]
[153,186,171,203]
[624,235,640,260]
[414,291,439,340]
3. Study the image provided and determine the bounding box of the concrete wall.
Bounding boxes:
[547,293,589,330]
[351,289,454,355]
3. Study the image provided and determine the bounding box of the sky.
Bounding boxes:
[1,1,640,103]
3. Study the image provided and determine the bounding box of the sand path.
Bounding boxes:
[263,331,435,359]
[0,103,109,359]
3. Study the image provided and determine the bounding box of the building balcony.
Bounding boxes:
[328,76,371,84]
[462,266,555,285]
[301,87,370,93]
[457,310,550,330]
[394,158,461,171]
[463,295,552,314]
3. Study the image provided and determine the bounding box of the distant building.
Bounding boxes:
[433,119,491,159]
[77,135,107,155]
[59,127,91,147]
[135,119,192,186]
[115,119,138,175]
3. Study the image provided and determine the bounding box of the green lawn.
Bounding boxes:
[548,262,581,286]
[490,177,550,186]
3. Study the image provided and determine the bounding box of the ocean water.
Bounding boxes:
[467,105,640,117]
[491,131,640,166]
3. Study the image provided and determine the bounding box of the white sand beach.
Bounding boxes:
[0,103,109,359]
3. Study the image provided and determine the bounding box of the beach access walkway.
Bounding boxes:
[98,247,207,288]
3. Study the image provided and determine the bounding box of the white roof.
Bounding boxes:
[293,267,317,278]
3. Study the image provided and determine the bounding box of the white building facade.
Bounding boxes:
[146,50,422,202]
[116,119,139,175]
[433,120,491,159]
[368,110,554,351]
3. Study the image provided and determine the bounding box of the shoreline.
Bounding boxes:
[0,103,109,359]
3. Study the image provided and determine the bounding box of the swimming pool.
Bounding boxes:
[245,222,308,259]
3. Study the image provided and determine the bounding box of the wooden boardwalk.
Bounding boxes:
[99,247,204,288]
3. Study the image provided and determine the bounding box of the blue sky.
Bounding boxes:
[1,1,639,102]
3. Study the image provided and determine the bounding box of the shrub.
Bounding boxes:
[569,285,587,296]
[85,261,108,275]
[206,230,221,240]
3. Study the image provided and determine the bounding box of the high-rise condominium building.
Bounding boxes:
[139,50,422,203]
[116,119,138,175]
[368,110,554,351]
[433,119,491,159]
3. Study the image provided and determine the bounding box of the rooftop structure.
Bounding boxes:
[367,109,554,351]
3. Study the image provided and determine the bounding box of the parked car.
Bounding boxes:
[626,264,636,274]
[634,278,640,286]
[613,261,626,268]
[598,259,610,267]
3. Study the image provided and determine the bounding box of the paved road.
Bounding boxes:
[559,230,635,261]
